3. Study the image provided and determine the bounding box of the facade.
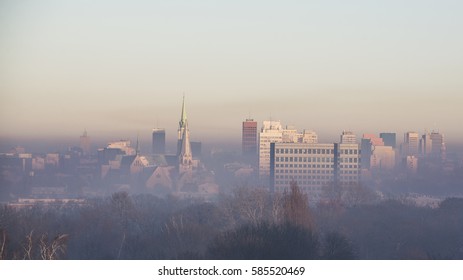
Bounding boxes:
[340,131,357,144]
[380,132,396,148]
[80,130,91,156]
[259,120,283,177]
[403,132,419,157]
[370,146,395,170]
[302,130,318,144]
[360,134,394,170]
[152,128,166,155]
[242,118,258,155]
[270,140,360,201]
[430,131,446,161]
[420,132,433,157]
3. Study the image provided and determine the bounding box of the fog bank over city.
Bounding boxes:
[1,1,463,262]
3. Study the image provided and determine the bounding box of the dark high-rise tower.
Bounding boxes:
[242,118,257,155]
[380,132,396,148]
[152,128,166,155]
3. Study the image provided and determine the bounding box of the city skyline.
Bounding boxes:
[1,1,463,146]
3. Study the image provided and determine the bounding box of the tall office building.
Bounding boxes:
[301,130,318,144]
[152,128,166,155]
[361,134,383,169]
[259,120,283,177]
[361,134,395,170]
[270,138,360,201]
[80,130,91,156]
[403,132,419,156]
[380,132,396,148]
[242,118,258,155]
[430,131,446,161]
[420,132,432,157]
[340,131,357,144]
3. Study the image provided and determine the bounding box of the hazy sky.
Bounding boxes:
[1,0,462,147]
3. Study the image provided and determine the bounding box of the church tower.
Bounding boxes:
[177,95,188,155]
[177,96,193,174]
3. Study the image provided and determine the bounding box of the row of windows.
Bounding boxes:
[276,157,335,163]
[339,164,359,169]
[339,158,358,163]
[339,170,358,174]
[275,164,335,169]
[275,175,334,180]
[275,180,330,186]
[276,148,334,154]
[340,149,359,155]
[275,148,359,155]
[275,169,334,174]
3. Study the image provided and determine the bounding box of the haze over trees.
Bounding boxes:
[1,182,463,260]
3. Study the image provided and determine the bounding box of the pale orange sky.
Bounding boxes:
[1,1,462,145]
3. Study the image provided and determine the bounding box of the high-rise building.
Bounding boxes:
[380,132,396,148]
[80,130,91,156]
[152,128,166,155]
[420,132,432,157]
[301,130,318,144]
[430,131,446,161]
[270,138,360,201]
[370,146,395,170]
[259,120,283,177]
[403,132,419,156]
[361,134,395,170]
[340,131,357,144]
[242,118,258,155]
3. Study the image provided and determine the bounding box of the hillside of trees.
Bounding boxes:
[1,183,463,260]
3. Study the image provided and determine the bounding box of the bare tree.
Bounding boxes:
[39,233,69,260]
[281,181,314,230]
[22,230,34,260]
[0,229,6,260]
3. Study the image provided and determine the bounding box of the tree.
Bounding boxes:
[322,232,355,260]
[281,181,314,230]
[207,222,319,259]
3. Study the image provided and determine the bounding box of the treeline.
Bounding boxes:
[1,183,463,259]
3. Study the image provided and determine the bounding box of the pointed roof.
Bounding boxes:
[179,95,187,129]
[180,120,192,159]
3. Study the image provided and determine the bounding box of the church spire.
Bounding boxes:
[177,95,188,155]
[179,94,187,131]
[179,112,193,174]
[135,132,140,155]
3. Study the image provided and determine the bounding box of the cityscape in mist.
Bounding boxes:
[1,1,463,260]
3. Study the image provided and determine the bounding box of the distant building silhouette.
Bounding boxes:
[242,118,258,156]
[379,132,396,148]
[420,132,433,157]
[80,130,91,156]
[340,131,357,144]
[191,141,202,158]
[430,131,446,161]
[152,128,166,155]
[403,132,419,156]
